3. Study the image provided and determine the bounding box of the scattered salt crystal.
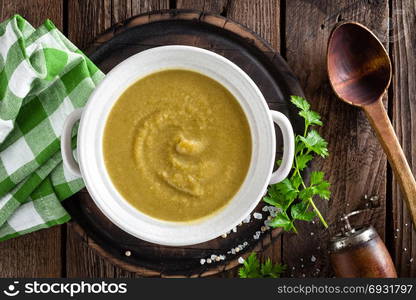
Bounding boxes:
[231,248,236,254]
[292,266,295,270]
[125,250,131,257]
[262,206,269,212]
[404,248,408,252]
[207,258,212,263]
[238,222,243,226]
[311,255,316,262]
[310,232,314,236]
[410,258,414,263]
[238,257,245,264]
[394,235,398,239]
[312,220,315,224]
[211,254,217,260]
[232,227,237,233]
[301,264,304,268]
[235,247,240,253]
[405,223,409,227]
[227,251,232,254]
[302,274,306,277]
[256,231,261,235]
[316,268,320,272]
[261,226,267,232]
[300,258,304,261]
[396,228,400,232]
[221,233,227,238]
[253,213,263,219]
[270,211,277,217]
[253,234,259,240]
[267,216,272,221]
[220,255,226,260]
[215,256,221,262]
[243,242,248,246]
[200,259,206,265]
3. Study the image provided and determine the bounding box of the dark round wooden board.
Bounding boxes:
[63,9,304,277]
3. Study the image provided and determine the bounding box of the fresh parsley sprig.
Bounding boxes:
[238,253,286,278]
[264,96,330,232]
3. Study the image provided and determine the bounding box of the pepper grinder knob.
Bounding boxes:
[329,210,397,278]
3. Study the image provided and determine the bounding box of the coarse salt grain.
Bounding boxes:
[238,257,245,264]
[125,250,131,257]
[253,212,263,219]
[243,215,251,223]
[311,255,316,262]
[410,258,414,263]
[221,233,227,238]
[232,227,237,233]
[243,242,248,246]
[262,206,269,212]
[200,259,206,265]
[215,256,221,262]
[211,254,217,260]
[207,259,212,264]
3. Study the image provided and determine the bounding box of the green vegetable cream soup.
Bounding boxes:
[103,70,252,222]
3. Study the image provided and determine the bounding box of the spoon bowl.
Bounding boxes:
[327,22,392,106]
[327,21,416,229]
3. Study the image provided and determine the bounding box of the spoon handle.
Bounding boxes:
[363,100,416,228]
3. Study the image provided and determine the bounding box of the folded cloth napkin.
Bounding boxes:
[0,15,104,241]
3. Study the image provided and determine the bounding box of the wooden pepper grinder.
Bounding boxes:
[329,210,397,278]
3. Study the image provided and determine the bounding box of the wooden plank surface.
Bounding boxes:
[391,0,416,277]
[0,0,63,278]
[283,0,389,277]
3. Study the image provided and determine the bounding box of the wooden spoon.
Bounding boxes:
[327,21,416,228]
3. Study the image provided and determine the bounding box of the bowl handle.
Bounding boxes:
[61,108,83,177]
[269,110,295,184]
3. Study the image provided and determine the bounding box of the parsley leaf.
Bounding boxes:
[239,253,286,278]
[263,96,331,232]
[290,95,310,111]
[299,130,329,157]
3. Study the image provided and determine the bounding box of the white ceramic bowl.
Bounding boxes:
[61,46,294,246]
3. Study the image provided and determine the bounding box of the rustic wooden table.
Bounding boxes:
[0,0,414,278]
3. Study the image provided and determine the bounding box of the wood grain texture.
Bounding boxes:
[66,0,170,278]
[0,0,63,278]
[283,0,389,277]
[176,0,228,13]
[227,0,279,50]
[0,0,63,29]
[391,0,416,277]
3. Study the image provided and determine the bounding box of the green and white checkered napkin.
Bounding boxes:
[0,15,104,241]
